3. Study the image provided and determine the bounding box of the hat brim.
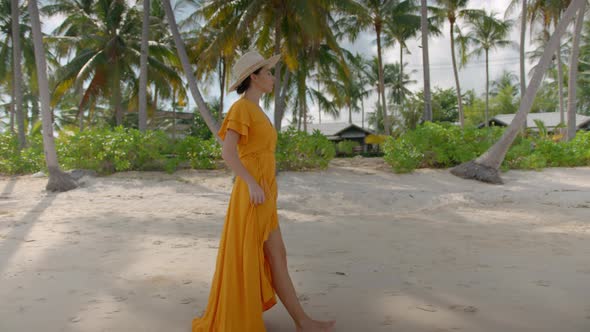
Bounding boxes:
[227,54,281,92]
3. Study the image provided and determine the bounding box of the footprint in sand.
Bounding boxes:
[181,297,196,304]
[449,305,478,313]
[381,315,394,325]
[114,296,127,302]
[297,294,310,302]
[416,304,437,312]
[535,280,551,287]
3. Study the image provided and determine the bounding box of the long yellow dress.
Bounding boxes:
[192,97,279,331]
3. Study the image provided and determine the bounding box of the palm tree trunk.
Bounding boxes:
[557,39,565,124]
[273,10,284,130]
[138,0,150,132]
[11,0,26,149]
[421,0,432,122]
[567,1,586,141]
[361,97,365,128]
[450,23,465,128]
[172,89,176,141]
[9,86,15,133]
[162,0,219,141]
[27,0,76,192]
[485,49,490,127]
[376,24,390,135]
[399,45,404,107]
[112,63,123,126]
[520,0,527,96]
[450,0,584,184]
[317,79,322,124]
[31,96,39,132]
[219,57,226,123]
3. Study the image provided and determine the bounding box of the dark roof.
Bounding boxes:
[481,112,590,130]
[294,122,374,140]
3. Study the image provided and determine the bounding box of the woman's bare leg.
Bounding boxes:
[263,227,335,331]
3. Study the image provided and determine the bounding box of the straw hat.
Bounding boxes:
[227,51,281,92]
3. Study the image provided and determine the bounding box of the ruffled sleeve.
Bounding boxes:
[217,102,252,145]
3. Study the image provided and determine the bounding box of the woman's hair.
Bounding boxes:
[236,67,262,94]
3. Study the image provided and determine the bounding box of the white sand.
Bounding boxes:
[1,158,589,332]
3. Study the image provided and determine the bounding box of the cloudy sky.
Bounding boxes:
[42,0,534,126]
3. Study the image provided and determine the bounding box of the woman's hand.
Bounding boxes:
[247,180,266,205]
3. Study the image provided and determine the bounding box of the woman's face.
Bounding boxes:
[251,65,275,93]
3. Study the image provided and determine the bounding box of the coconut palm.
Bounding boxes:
[451,0,585,184]
[199,0,356,131]
[528,0,571,124]
[459,10,514,127]
[27,0,77,192]
[421,0,433,121]
[162,0,219,138]
[45,0,184,127]
[566,1,586,140]
[434,0,482,128]
[138,0,150,131]
[506,0,529,96]
[0,0,33,147]
[337,0,401,135]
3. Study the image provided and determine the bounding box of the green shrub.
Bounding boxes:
[0,132,44,175]
[336,140,360,156]
[175,136,221,169]
[276,127,335,170]
[383,122,590,173]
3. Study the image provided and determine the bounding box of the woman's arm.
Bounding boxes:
[221,129,266,205]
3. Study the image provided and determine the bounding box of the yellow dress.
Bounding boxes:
[192,97,279,331]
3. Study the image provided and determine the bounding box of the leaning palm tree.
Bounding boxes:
[459,10,514,127]
[451,0,585,184]
[27,0,76,192]
[434,0,482,128]
[162,0,218,138]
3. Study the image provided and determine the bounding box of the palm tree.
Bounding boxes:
[0,0,32,146]
[10,0,26,148]
[138,0,150,131]
[434,0,482,128]
[383,1,420,107]
[566,1,586,140]
[490,70,519,96]
[200,0,355,131]
[506,0,529,97]
[347,52,373,128]
[421,0,433,122]
[45,0,183,127]
[459,10,513,127]
[528,0,571,124]
[338,0,398,135]
[27,0,76,192]
[162,0,219,138]
[451,0,585,184]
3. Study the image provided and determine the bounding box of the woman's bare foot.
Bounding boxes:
[296,317,336,332]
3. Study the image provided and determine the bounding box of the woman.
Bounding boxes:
[192,51,336,332]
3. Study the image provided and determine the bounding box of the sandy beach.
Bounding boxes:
[1,158,589,332]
